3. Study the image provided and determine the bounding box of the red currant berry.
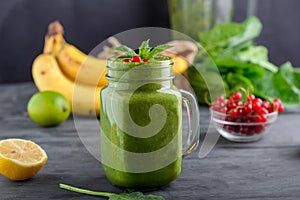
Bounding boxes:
[252,115,261,123]
[131,55,142,62]
[236,108,244,116]
[217,96,225,103]
[247,94,255,102]
[243,103,252,115]
[272,101,280,111]
[273,98,282,105]
[257,107,269,115]
[262,101,270,109]
[227,102,237,110]
[252,99,262,113]
[235,117,242,123]
[230,109,238,117]
[232,92,242,101]
[236,101,243,107]
[253,98,263,105]
[258,114,267,123]
[227,97,235,103]
[123,58,131,62]
[143,58,150,62]
[273,98,284,113]
[278,104,284,113]
[225,116,234,122]
[254,125,265,134]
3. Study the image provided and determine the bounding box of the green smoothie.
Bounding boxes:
[100,56,183,188]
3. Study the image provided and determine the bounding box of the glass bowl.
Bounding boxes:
[211,109,278,142]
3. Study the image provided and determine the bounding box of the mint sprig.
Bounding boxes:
[111,39,172,59]
[111,45,137,57]
[138,39,151,59]
[59,183,165,200]
[147,44,172,59]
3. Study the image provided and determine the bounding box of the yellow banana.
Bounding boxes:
[32,54,102,116]
[56,43,108,87]
[44,21,108,87]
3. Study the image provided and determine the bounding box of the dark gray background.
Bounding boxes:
[0,0,299,83]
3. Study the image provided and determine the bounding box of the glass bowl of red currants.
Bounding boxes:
[210,91,284,142]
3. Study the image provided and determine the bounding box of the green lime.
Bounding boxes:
[27,91,71,127]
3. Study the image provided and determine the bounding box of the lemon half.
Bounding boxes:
[0,138,48,181]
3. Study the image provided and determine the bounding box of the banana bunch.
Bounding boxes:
[32,21,107,117]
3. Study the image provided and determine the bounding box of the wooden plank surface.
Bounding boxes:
[0,82,300,200]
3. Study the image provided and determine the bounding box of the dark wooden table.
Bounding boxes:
[1,82,300,200]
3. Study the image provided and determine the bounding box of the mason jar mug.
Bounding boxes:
[100,56,200,188]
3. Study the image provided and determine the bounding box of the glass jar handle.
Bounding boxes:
[180,89,200,156]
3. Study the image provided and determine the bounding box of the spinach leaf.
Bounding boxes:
[110,192,164,200]
[227,17,262,50]
[59,184,165,200]
[236,46,278,73]
[199,16,262,58]
[223,72,254,96]
[190,16,300,107]
[187,66,226,104]
[279,62,300,89]
[215,56,264,79]
[252,66,300,107]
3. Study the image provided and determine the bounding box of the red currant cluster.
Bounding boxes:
[211,92,284,135]
[123,55,149,63]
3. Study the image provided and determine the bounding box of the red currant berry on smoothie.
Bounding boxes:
[131,55,142,62]
[123,58,131,62]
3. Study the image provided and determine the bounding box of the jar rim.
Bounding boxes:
[107,55,173,69]
[106,55,174,82]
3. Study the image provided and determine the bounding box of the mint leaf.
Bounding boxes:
[147,44,172,58]
[110,40,172,60]
[59,183,165,200]
[138,39,151,59]
[111,45,137,57]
